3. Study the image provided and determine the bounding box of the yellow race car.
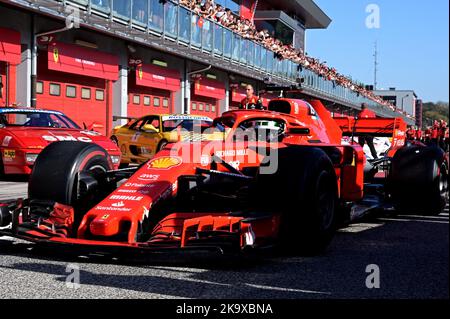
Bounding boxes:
[111,114,222,166]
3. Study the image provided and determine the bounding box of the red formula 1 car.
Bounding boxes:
[0,99,448,255]
[0,108,121,175]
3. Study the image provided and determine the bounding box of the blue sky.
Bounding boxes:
[307,0,449,103]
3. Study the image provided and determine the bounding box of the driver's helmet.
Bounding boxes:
[253,120,284,142]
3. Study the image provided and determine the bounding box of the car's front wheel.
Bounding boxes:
[28,141,115,227]
[254,146,338,255]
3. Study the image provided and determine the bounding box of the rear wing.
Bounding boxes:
[113,115,136,123]
[334,116,407,149]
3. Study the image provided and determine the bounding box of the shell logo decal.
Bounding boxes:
[147,156,182,170]
[53,47,59,63]
[138,67,143,80]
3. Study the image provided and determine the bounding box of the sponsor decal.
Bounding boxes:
[137,174,160,182]
[395,130,405,137]
[3,149,15,159]
[42,135,92,143]
[53,47,59,63]
[162,115,212,122]
[147,156,182,170]
[111,201,125,208]
[118,188,154,195]
[215,149,248,157]
[80,130,101,136]
[138,189,154,195]
[109,195,144,201]
[138,67,143,80]
[200,155,210,167]
[124,182,158,188]
[2,136,12,147]
[75,58,95,66]
[95,206,132,212]
[153,75,165,81]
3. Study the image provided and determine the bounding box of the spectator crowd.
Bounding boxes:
[179,0,412,118]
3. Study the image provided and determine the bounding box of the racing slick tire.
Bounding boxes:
[28,141,114,221]
[388,145,448,216]
[254,146,338,255]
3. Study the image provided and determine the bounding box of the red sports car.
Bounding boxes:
[0,108,121,175]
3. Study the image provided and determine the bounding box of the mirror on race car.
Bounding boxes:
[142,124,159,133]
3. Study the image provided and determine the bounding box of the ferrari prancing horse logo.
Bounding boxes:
[138,67,143,80]
[53,47,59,63]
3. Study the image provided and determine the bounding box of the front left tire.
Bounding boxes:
[28,142,115,225]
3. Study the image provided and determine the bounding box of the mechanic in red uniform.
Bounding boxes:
[416,127,423,142]
[439,120,448,150]
[239,85,264,110]
[358,103,378,159]
[431,120,439,146]
[406,126,415,140]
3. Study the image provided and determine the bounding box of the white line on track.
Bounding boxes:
[245,283,331,295]
[338,223,384,233]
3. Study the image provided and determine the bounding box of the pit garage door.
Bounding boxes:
[36,68,108,131]
[127,63,179,118]
[0,27,20,107]
[36,42,118,135]
[128,88,172,118]
[190,97,218,119]
[191,78,224,117]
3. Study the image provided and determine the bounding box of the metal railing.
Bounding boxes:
[22,0,412,121]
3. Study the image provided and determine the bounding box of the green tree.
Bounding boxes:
[422,101,449,128]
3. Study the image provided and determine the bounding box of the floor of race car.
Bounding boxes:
[0,178,448,299]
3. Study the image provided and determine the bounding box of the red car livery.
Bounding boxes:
[0,108,121,174]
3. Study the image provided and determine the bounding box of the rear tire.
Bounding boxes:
[28,142,114,222]
[388,145,448,215]
[254,147,338,255]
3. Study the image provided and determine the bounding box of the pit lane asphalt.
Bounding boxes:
[0,177,448,299]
